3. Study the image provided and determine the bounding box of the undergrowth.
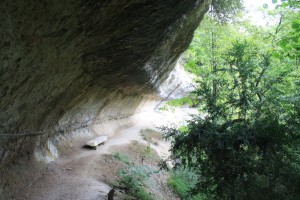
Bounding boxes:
[166,97,193,107]
[159,97,195,112]
[112,142,162,200]
[113,152,131,165]
[118,165,157,200]
[167,168,207,200]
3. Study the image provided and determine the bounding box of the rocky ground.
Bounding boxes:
[12,105,197,200]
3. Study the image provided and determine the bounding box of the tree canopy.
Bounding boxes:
[162,1,300,199]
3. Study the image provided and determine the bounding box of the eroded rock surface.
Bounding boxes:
[0,0,210,197]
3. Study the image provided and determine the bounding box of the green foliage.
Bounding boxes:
[211,0,244,22]
[166,97,194,107]
[158,106,168,111]
[163,3,300,199]
[270,0,300,63]
[167,97,191,107]
[118,165,157,200]
[113,152,131,165]
[183,15,245,77]
[167,168,207,200]
[160,96,199,111]
[112,143,171,199]
[163,40,300,199]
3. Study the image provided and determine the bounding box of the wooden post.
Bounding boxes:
[108,188,115,200]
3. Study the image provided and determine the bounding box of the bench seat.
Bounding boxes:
[86,135,108,149]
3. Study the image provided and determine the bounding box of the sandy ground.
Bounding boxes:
[13,106,197,200]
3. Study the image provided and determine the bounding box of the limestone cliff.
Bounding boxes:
[0,0,210,197]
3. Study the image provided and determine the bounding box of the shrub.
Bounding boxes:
[118,165,157,200]
[167,168,207,200]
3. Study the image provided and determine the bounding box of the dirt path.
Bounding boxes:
[13,107,197,200]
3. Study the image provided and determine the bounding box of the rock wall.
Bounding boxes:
[0,0,211,197]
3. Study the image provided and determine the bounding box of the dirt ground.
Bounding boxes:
[12,107,197,200]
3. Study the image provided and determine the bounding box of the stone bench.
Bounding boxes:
[86,135,108,150]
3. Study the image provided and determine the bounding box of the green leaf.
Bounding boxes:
[272,0,277,3]
[279,39,289,48]
[281,2,288,7]
[292,36,299,43]
[263,4,269,9]
[272,52,280,58]
[292,19,300,24]
[292,21,300,29]
[292,23,300,29]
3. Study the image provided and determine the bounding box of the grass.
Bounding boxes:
[140,129,163,145]
[159,106,175,112]
[159,97,196,112]
[111,142,163,200]
[112,152,131,165]
[129,141,160,160]
[167,168,207,200]
[166,97,194,107]
[109,139,208,200]
[118,165,157,200]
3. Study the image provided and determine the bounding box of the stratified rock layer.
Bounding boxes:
[0,0,210,197]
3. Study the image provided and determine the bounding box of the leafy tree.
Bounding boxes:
[163,40,300,200]
[211,0,244,22]
[270,0,300,64]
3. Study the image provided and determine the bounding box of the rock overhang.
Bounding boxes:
[0,0,211,197]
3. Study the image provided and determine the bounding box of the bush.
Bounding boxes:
[167,168,206,200]
[118,165,157,200]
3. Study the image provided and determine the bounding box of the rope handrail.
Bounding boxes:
[0,131,47,137]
